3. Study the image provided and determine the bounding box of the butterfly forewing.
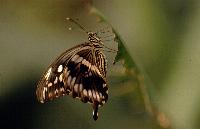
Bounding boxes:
[36,43,88,103]
[36,41,108,120]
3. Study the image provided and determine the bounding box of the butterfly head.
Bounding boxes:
[87,32,102,44]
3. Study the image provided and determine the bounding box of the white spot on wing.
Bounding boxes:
[103,84,106,88]
[82,59,86,64]
[43,87,47,99]
[83,89,87,96]
[96,92,100,102]
[66,70,70,77]
[71,54,79,62]
[45,68,52,80]
[91,65,101,75]
[54,77,58,84]
[55,89,59,94]
[83,60,91,68]
[74,84,79,93]
[92,90,96,100]
[90,65,94,71]
[60,87,65,92]
[48,83,53,87]
[57,65,63,72]
[67,76,72,86]
[59,74,63,82]
[99,93,103,100]
[88,89,92,98]
[75,57,83,63]
[71,77,76,86]
[79,84,83,92]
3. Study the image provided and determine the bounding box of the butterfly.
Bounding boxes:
[36,18,109,120]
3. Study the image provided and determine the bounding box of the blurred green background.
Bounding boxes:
[0,0,200,129]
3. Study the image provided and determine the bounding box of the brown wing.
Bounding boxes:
[94,49,107,79]
[36,43,108,120]
[62,48,108,120]
[36,42,92,103]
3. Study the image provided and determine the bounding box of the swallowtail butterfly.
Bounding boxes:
[36,18,109,120]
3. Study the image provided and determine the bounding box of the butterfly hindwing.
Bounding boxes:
[64,48,108,102]
[65,49,108,120]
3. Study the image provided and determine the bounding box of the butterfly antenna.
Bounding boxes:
[100,42,117,52]
[66,17,88,33]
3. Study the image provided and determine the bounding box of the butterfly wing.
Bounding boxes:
[36,43,90,103]
[36,43,108,120]
[67,48,108,120]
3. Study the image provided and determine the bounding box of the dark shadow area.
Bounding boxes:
[0,78,37,129]
[0,73,92,129]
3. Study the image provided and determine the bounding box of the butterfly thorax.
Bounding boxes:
[87,32,103,49]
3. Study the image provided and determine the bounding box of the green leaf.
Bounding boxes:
[112,29,136,69]
[89,7,137,70]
